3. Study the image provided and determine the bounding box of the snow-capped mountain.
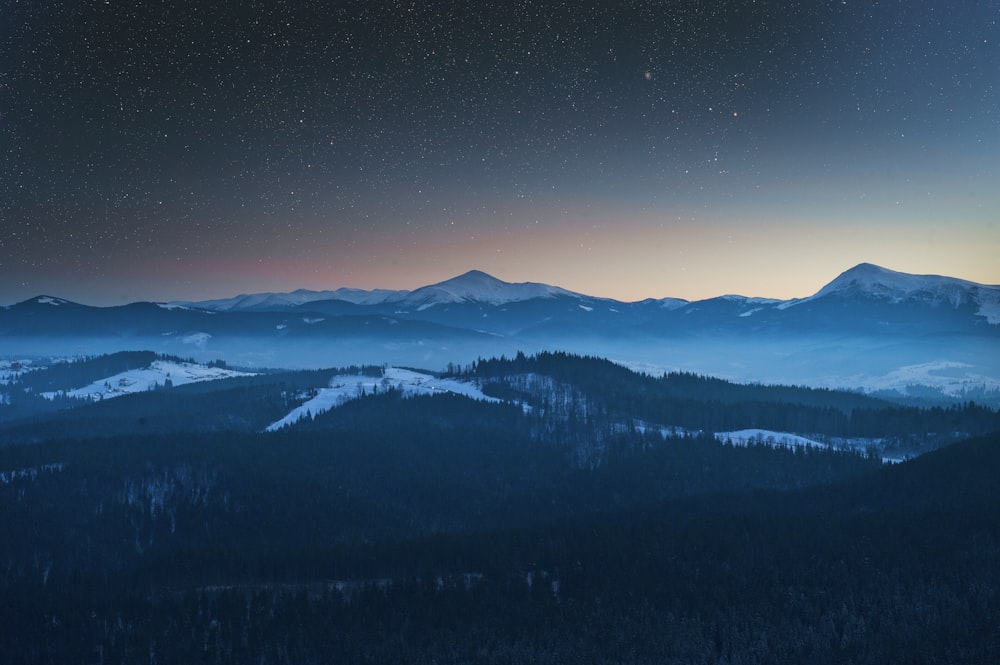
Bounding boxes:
[2,264,998,404]
[179,270,583,312]
[781,263,1000,323]
[396,270,581,309]
[6,265,998,338]
[171,287,409,311]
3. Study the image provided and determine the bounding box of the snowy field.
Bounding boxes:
[0,359,39,385]
[715,429,826,450]
[265,367,500,431]
[40,360,254,401]
[841,361,1000,400]
[715,428,903,463]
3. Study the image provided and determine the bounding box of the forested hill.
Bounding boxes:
[0,401,996,662]
[469,350,895,411]
[3,351,998,459]
[1,347,998,662]
[461,351,1000,450]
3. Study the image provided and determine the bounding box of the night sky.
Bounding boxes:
[2,0,998,305]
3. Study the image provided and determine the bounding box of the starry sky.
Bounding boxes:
[2,0,998,305]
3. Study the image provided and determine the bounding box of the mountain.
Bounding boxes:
[395,269,581,309]
[173,263,1000,332]
[179,270,583,312]
[783,263,1000,322]
[814,262,994,302]
[2,264,998,402]
[171,286,409,311]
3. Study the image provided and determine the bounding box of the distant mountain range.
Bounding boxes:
[182,269,577,311]
[2,264,998,403]
[164,262,1000,337]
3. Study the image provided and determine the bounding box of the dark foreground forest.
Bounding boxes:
[0,353,997,663]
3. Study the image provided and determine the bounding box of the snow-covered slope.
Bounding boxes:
[178,270,584,313]
[175,287,408,311]
[713,428,903,464]
[0,359,38,385]
[41,360,254,401]
[265,367,499,431]
[398,270,581,310]
[3,264,997,405]
[716,429,826,450]
[164,263,1000,324]
[781,263,1000,323]
[33,296,72,307]
[647,297,689,310]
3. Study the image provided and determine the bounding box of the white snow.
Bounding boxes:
[174,287,409,311]
[181,332,212,348]
[775,298,806,310]
[653,297,689,310]
[714,429,898,462]
[265,367,500,431]
[716,429,827,450]
[0,463,64,485]
[837,361,1000,398]
[976,296,1000,324]
[177,275,587,312]
[0,359,37,384]
[633,422,700,438]
[401,270,581,308]
[40,360,254,401]
[578,304,593,312]
[780,263,1000,319]
[35,296,67,306]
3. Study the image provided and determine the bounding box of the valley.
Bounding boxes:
[1,264,998,663]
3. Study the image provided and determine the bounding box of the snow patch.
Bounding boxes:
[783,263,1000,319]
[181,332,212,348]
[265,367,500,431]
[403,270,581,308]
[41,360,253,401]
[837,361,1000,399]
[177,287,410,311]
[0,359,37,384]
[0,463,64,485]
[655,298,689,310]
[977,298,1000,324]
[716,429,826,450]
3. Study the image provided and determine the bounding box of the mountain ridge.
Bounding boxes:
[173,262,1000,317]
[2,263,998,404]
[6,264,999,337]
[777,263,1000,323]
[8,263,998,316]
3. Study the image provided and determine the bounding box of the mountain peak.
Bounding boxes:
[816,263,969,300]
[435,270,507,289]
[22,295,75,307]
[797,263,1000,324]
[403,270,578,308]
